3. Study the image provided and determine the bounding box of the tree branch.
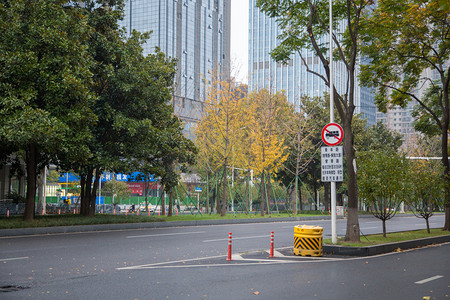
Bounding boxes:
[375,81,443,129]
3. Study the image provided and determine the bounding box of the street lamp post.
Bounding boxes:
[329,0,337,244]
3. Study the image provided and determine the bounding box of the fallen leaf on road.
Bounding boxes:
[253,291,260,295]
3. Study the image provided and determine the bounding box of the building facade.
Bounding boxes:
[248,0,376,126]
[120,0,231,136]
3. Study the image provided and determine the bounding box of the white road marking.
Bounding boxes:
[121,261,296,270]
[126,231,205,239]
[0,256,29,262]
[117,254,227,270]
[203,235,268,243]
[118,242,450,271]
[231,254,244,260]
[415,275,443,285]
[273,250,285,257]
[117,247,346,271]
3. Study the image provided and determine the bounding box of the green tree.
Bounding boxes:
[256,0,374,241]
[72,1,187,217]
[355,122,403,153]
[0,0,95,221]
[153,116,196,216]
[359,0,450,230]
[358,150,410,237]
[102,178,131,208]
[46,170,61,184]
[408,159,444,233]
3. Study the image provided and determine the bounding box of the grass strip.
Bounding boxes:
[0,212,320,229]
[324,228,450,247]
[0,214,162,229]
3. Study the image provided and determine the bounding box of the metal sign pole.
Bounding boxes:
[329,0,337,244]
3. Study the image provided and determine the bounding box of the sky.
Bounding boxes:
[230,0,249,83]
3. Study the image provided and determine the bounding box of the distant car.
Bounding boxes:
[139,204,155,212]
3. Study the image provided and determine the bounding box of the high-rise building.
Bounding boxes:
[120,0,231,136]
[376,103,418,151]
[248,0,376,126]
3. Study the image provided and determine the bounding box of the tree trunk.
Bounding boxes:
[267,174,272,216]
[37,167,46,215]
[89,169,100,217]
[441,125,450,231]
[206,171,210,214]
[168,188,173,217]
[441,77,450,231]
[80,169,93,216]
[216,174,221,215]
[221,166,227,217]
[80,174,86,215]
[294,176,298,215]
[23,145,38,221]
[426,217,430,234]
[324,183,330,212]
[260,171,266,216]
[314,183,318,211]
[343,120,361,242]
[382,219,386,238]
[161,184,166,216]
[298,183,303,211]
[245,168,250,214]
[289,187,295,214]
[144,177,149,212]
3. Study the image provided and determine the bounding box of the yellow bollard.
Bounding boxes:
[293,225,323,257]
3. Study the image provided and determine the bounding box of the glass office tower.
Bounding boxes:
[121,0,231,136]
[248,0,376,126]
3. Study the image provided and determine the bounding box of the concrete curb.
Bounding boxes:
[323,234,450,256]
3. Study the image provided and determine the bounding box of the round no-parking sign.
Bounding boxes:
[321,123,344,146]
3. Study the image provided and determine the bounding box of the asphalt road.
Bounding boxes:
[0,215,448,299]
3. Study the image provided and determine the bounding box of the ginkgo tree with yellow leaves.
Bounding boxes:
[246,89,291,216]
[195,81,294,216]
[195,75,249,216]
